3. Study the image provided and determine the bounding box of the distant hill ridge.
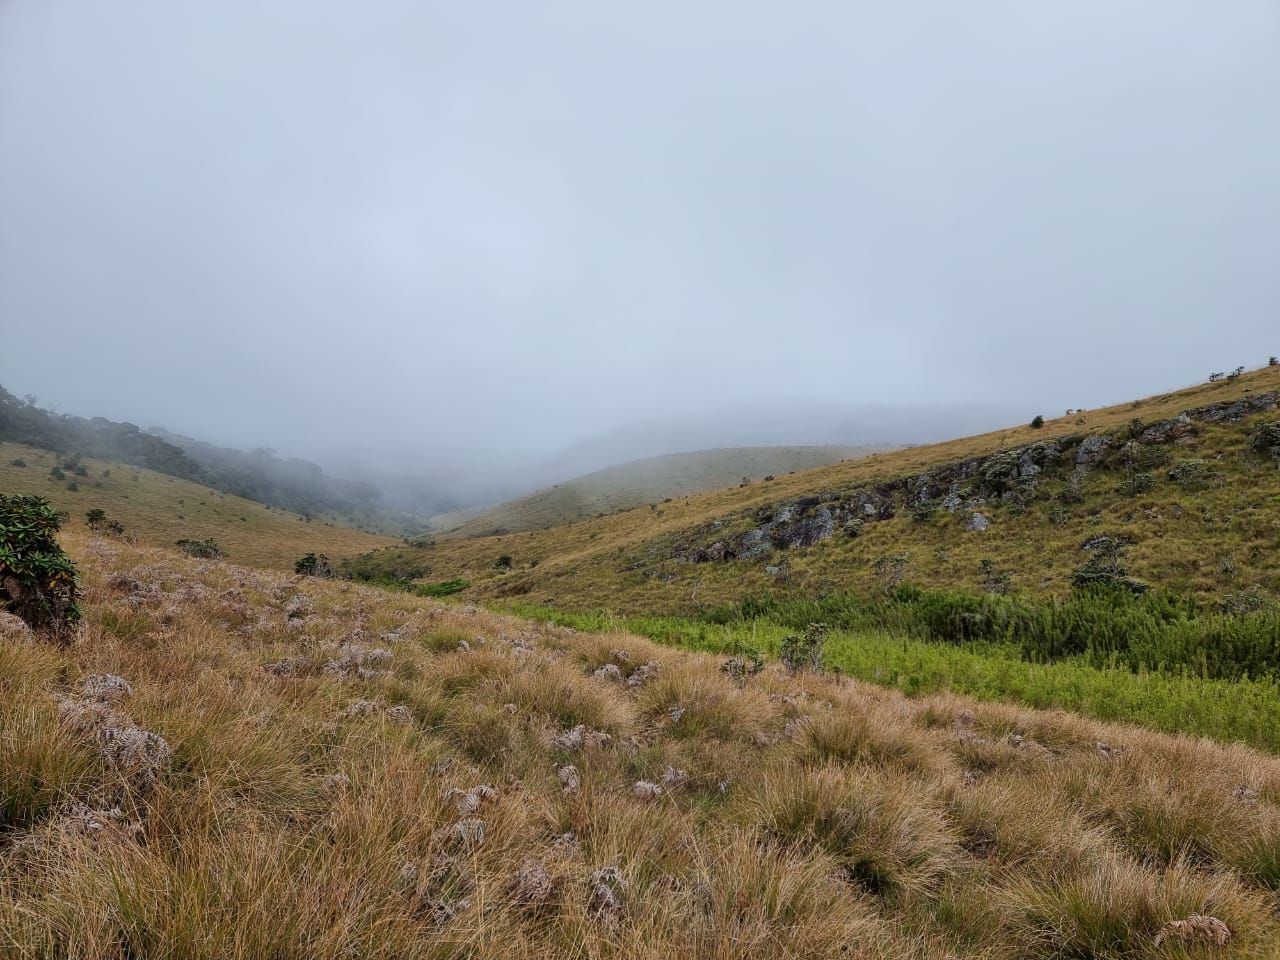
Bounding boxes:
[431,445,883,538]
[348,365,1280,612]
[0,386,420,535]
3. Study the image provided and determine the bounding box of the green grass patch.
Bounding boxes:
[505,602,1280,751]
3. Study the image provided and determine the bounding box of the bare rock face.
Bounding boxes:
[1190,392,1278,424]
[1075,434,1111,466]
[1136,413,1194,444]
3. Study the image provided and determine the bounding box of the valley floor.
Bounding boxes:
[3,533,1280,958]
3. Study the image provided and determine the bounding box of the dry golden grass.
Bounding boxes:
[0,442,394,570]
[3,532,1280,958]
[360,365,1280,611]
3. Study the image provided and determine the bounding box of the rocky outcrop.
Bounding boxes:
[1075,434,1111,466]
[1188,392,1278,424]
[674,392,1279,565]
[1136,413,1194,445]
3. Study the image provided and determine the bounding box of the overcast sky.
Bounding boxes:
[2,1,1278,484]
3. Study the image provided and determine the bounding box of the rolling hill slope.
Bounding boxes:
[348,365,1280,613]
[431,445,881,538]
[5,532,1280,957]
[0,441,394,570]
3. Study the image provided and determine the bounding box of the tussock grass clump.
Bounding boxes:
[3,532,1280,958]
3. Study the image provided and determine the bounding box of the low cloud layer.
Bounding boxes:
[3,1,1278,501]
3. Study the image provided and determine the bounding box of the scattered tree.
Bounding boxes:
[86,508,108,530]
[294,552,337,578]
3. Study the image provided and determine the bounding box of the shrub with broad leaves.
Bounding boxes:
[0,494,80,639]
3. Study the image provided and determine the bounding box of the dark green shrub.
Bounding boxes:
[1118,472,1154,497]
[1251,422,1280,463]
[176,537,223,559]
[1167,459,1216,490]
[85,508,107,530]
[495,554,513,570]
[9,458,26,468]
[49,466,65,480]
[294,552,336,578]
[65,481,79,492]
[0,494,80,639]
[1030,415,1045,429]
[1071,538,1146,594]
[779,622,828,672]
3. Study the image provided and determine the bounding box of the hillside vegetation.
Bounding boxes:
[349,366,1280,613]
[4,533,1280,958]
[0,442,392,570]
[0,388,423,535]
[432,445,880,538]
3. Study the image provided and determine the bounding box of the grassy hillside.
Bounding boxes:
[5,533,1280,957]
[349,365,1280,612]
[0,441,393,570]
[432,445,880,538]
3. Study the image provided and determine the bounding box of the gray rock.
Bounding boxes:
[1190,392,1278,424]
[1075,434,1111,466]
[1138,413,1194,444]
[735,527,773,560]
[966,512,990,532]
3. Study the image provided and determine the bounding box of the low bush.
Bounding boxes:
[176,537,223,559]
[0,494,80,638]
[294,552,337,578]
[779,622,828,672]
